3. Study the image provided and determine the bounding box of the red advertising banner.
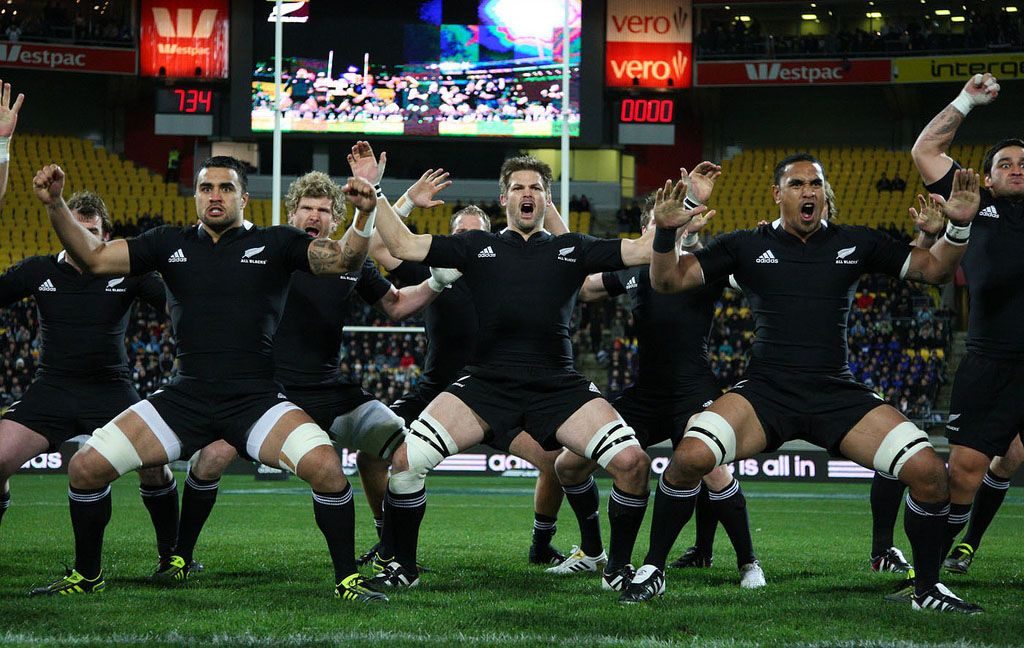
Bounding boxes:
[0,41,135,75]
[697,59,892,86]
[140,0,229,79]
[606,42,692,88]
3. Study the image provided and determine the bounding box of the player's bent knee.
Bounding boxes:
[585,419,641,469]
[683,411,737,466]
[873,421,930,479]
[554,449,596,484]
[84,422,143,477]
[330,400,407,460]
[279,422,332,474]
[389,412,457,495]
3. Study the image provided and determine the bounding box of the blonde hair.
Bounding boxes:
[285,171,345,223]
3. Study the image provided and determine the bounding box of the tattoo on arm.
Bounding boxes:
[308,238,343,274]
[920,106,963,149]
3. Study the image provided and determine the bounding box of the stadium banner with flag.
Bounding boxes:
[140,0,229,78]
[0,41,136,75]
[892,53,1024,84]
[606,0,693,88]
[696,58,892,86]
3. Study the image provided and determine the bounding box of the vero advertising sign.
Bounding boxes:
[606,0,693,88]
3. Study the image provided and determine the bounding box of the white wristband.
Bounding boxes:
[427,276,446,292]
[680,231,699,247]
[951,91,974,117]
[353,207,377,238]
[395,192,413,218]
[944,220,971,245]
[0,136,10,163]
[683,194,702,210]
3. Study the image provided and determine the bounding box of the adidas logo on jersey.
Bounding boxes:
[37,279,56,292]
[978,205,999,218]
[557,246,577,263]
[477,246,496,258]
[625,276,638,290]
[168,249,188,263]
[835,245,859,265]
[241,246,268,265]
[105,277,127,292]
[755,250,778,264]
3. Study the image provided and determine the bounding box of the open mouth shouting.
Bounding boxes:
[520,199,536,218]
[303,223,322,237]
[799,202,816,221]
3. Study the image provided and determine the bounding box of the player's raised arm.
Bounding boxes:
[371,174,435,263]
[648,177,710,292]
[904,168,980,284]
[34,164,131,275]
[0,80,24,210]
[377,267,461,320]
[912,74,999,184]
[908,192,945,249]
[307,176,376,275]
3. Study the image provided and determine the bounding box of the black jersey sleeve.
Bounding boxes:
[579,235,625,274]
[355,259,395,305]
[135,272,168,312]
[0,257,36,306]
[126,226,173,275]
[694,231,743,283]
[421,231,477,269]
[924,161,959,198]
[387,260,431,287]
[602,270,627,297]
[272,226,314,273]
[864,228,914,277]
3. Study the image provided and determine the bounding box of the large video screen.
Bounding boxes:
[250,1,582,138]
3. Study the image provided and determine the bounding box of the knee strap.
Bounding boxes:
[278,422,332,473]
[85,422,143,476]
[390,412,458,495]
[683,411,737,466]
[873,421,930,478]
[584,419,640,469]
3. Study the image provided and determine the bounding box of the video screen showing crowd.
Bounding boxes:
[0,72,1018,614]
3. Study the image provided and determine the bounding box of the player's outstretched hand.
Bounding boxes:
[683,208,716,237]
[686,161,722,205]
[938,168,980,225]
[408,168,451,209]
[653,174,707,230]
[958,73,999,108]
[908,193,944,235]
[0,80,24,139]
[342,176,377,212]
[347,140,386,184]
[33,164,64,205]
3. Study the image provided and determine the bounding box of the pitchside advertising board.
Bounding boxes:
[21,443,1024,487]
[0,41,136,75]
[606,0,693,89]
[893,53,1024,83]
[696,58,892,86]
[140,0,229,79]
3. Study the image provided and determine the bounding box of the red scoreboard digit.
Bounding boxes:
[157,87,218,115]
[619,98,675,124]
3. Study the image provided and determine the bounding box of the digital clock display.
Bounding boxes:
[619,98,675,124]
[156,88,217,114]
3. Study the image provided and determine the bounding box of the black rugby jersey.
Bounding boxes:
[604,265,725,389]
[274,258,392,386]
[422,229,625,370]
[927,165,1024,360]
[0,251,166,380]
[127,222,312,380]
[695,221,911,373]
[388,260,478,392]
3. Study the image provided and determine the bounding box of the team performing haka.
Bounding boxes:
[28,155,391,603]
[141,169,462,585]
[547,168,764,591]
[645,150,984,613]
[369,151,706,591]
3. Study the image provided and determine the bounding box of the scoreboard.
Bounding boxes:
[154,85,221,136]
[615,94,677,145]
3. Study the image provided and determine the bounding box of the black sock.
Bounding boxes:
[68,485,112,580]
[382,487,426,572]
[0,488,9,525]
[903,493,949,594]
[312,485,357,582]
[943,502,972,558]
[532,513,557,548]
[175,470,219,563]
[374,516,384,541]
[139,477,179,560]
[870,471,907,557]
[642,476,700,570]
[708,479,756,567]
[693,484,716,555]
[607,485,649,571]
[562,476,603,557]
[962,470,1011,550]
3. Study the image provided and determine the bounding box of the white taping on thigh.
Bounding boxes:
[584,419,640,469]
[683,411,737,466]
[873,421,930,478]
[85,422,143,476]
[329,399,406,459]
[391,412,457,494]
[244,401,302,460]
[278,422,332,473]
[129,399,182,461]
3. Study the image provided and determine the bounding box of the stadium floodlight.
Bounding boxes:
[737,15,752,21]
[950,15,966,21]
[1005,5,1019,11]
[801,13,817,20]
[866,11,883,18]
[934,8,951,14]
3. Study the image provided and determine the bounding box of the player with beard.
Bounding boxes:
[637,153,983,613]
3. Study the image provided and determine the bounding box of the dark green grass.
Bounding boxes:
[1,474,1021,647]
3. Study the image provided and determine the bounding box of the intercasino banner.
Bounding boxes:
[606,0,693,88]
[893,53,1024,84]
[0,41,135,75]
[140,0,229,79]
[697,58,892,86]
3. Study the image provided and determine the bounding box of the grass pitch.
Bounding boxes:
[1,474,1021,647]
